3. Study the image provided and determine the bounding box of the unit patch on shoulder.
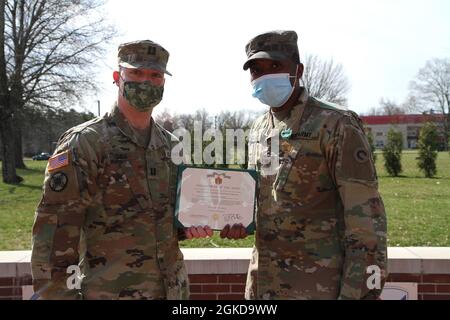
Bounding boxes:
[354,148,369,163]
[49,172,68,192]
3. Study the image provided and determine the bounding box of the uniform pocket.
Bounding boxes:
[121,160,151,210]
[273,156,294,191]
[147,149,170,208]
[273,139,303,191]
[101,155,148,212]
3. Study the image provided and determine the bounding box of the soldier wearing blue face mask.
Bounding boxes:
[251,72,299,108]
[221,30,388,301]
[245,31,302,113]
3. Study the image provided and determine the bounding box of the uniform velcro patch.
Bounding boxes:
[48,151,69,172]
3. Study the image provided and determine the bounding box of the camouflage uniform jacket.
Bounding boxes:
[246,89,388,300]
[31,103,189,300]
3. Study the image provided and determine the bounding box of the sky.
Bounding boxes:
[86,0,450,118]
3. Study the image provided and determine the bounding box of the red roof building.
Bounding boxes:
[360,114,446,149]
[361,114,445,126]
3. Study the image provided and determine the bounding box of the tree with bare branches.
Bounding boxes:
[301,53,350,106]
[216,110,254,131]
[409,58,450,149]
[0,0,116,183]
[366,97,420,116]
[378,98,406,115]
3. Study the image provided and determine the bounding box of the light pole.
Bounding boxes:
[97,100,101,117]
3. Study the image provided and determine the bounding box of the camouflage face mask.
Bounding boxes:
[122,81,164,112]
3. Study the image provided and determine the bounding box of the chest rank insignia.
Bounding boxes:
[280,128,293,139]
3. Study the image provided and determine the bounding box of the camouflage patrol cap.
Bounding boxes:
[243,30,300,70]
[118,40,172,76]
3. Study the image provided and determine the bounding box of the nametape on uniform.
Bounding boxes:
[48,151,70,172]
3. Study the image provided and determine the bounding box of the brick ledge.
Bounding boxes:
[0,247,450,277]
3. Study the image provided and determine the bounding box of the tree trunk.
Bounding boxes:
[445,113,450,151]
[0,0,20,183]
[10,72,26,169]
[0,116,22,184]
[14,127,27,169]
[14,125,26,169]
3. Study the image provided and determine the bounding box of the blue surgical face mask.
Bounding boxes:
[251,73,295,108]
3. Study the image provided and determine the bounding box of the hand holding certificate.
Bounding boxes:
[175,166,257,235]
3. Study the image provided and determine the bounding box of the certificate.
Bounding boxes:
[174,166,257,233]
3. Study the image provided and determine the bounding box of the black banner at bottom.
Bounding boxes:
[0,299,440,319]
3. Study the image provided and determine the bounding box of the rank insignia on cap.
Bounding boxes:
[48,151,69,172]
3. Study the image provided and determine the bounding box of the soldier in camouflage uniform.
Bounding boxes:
[225,31,388,300]
[30,40,209,300]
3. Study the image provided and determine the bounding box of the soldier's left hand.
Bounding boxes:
[220,224,248,240]
[185,226,213,239]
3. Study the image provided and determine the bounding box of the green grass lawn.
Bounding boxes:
[0,160,45,250]
[375,151,450,247]
[1,152,449,250]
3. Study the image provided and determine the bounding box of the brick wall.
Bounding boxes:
[387,274,450,300]
[0,275,31,300]
[1,248,450,300]
[2,273,450,300]
[189,274,246,300]
[188,273,450,301]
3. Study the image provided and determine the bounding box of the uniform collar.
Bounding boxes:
[267,87,309,139]
[148,118,169,151]
[108,103,168,150]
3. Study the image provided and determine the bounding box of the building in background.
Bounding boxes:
[360,114,446,150]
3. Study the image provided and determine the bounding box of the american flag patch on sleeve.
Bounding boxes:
[48,151,70,172]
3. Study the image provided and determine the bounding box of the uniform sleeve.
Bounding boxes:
[325,113,388,300]
[167,135,187,241]
[170,161,187,241]
[31,132,99,300]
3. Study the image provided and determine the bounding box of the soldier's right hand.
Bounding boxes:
[220,224,248,240]
[185,226,214,239]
